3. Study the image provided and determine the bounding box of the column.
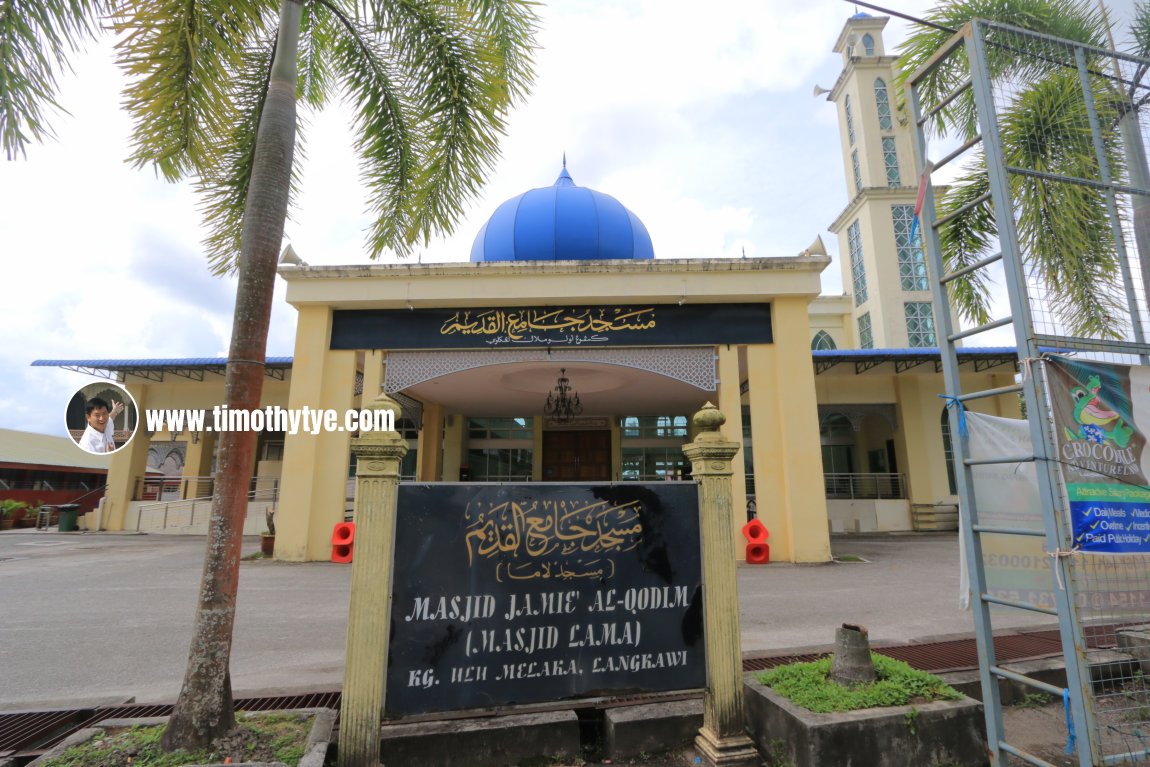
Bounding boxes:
[361,350,385,402]
[338,392,407,767]
[745,297,831,563]
[277,305,357,561]
[682,403,759,767]
[103,382,151,531]
[182,431,216,499]
[417,402,444,481]
[716,344,748,557]
[441,414,464,481]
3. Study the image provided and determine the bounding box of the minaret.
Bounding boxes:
[826,13,937,350]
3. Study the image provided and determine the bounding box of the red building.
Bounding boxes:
[0,429,110,516]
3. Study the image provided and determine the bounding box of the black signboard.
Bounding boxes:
[331,303,772,350]
[385,483,704,717]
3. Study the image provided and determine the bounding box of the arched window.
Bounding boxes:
[874,78,892,131]
[862,33,875,56]
[941,408,957,494]
[811,330,837,350]
[845,95,856,145]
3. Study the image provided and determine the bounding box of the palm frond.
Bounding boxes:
[298,0,335,108]
[198,32,279,275]
[460,0,539,106]
[0,0,108,159]
[372,0,514,248]
[1129,0,1150,60]
[897,0,1104,140]
[112,0,266,181]
[324,0,420,256]
[936,168,995,326]
[1002,72,1126,336]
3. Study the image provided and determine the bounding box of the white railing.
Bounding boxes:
[135,485,279,532]
[823,473,906,500]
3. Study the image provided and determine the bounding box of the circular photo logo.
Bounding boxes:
[66,382,139,455]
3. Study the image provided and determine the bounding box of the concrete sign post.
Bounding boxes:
[338,392,408,767]
[682,403,760,767]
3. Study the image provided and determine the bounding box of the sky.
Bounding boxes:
[1,0,1142,436]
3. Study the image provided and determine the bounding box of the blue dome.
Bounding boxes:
[470,163,654,262]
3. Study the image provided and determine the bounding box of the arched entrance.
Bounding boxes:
[382,348,715,482]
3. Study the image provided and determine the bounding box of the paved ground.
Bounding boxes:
[0,530,1054,711]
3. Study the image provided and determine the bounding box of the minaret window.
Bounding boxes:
[812,330,837,350]
[862,33,875,56]
[874,78,892,130]
[857,312,874,349]
[882,138,900,186]
[893,204,929,290]
[848,220,868,305]
[845,95,856,145]
[851,150,862,193]
[904,302,936,347]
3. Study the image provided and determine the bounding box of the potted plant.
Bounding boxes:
[260,508,276,556]
[0,500,27,531]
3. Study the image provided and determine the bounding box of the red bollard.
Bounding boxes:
[742,519,770,563]
[331,521,355,564]
[746,542,770,564]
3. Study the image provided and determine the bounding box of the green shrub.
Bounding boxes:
[757,653,962,713]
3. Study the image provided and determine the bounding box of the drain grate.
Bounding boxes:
[0,626,1111,762]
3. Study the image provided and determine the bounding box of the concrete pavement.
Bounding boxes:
[0,530,1054,711]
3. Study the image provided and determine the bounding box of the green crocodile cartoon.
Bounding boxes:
[1066,374,1134,448]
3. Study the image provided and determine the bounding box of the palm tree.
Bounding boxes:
[2,0,537,751]
[896,0,1150,338]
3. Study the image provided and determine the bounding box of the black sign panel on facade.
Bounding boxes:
[331,303,772,349]
[385,483,705,717]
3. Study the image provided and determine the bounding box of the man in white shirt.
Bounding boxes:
[78,397,124,453]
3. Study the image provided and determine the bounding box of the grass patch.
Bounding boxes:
[757,653,962,713]
[39,712,312,767]
[242,551,268,561]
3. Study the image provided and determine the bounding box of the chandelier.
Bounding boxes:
[544,368,583,423]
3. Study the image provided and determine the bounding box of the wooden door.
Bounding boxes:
[542,430,611,482]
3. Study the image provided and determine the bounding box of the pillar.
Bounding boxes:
[361,350,385,402]
[338,392,407,767]
[182,430,216,499]
[745,297,831,563]
[442,414,464,481]
[417,402,444,481]
[682,403,759,767]
[277,305,357,561]
[103,382,151,531]
[716,344,748,557]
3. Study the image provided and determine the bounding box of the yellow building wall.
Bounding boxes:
[276,305,357,562]
[746,298,832,563]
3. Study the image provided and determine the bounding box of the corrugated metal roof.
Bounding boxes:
[31,357,293,368]
[812,346,1017,358]
[0,429,112,470]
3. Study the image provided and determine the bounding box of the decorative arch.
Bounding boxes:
[862,33,875,56]
[384,347,717,392]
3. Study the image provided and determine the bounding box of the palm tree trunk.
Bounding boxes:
[162,0,302,751]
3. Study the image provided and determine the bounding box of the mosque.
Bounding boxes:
[34,13,1020,562]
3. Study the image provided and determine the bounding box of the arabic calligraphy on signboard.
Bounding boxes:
[463,497,644,582]
[440,307,656,345]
